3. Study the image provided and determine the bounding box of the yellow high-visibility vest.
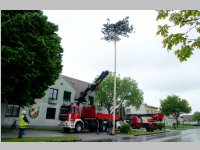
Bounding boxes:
[19,115,28,128]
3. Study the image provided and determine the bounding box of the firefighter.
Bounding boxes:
[18,110,29,138]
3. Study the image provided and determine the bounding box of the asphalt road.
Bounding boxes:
[1,128,200,142]
[1,129,133,142]
[121,128,200,142]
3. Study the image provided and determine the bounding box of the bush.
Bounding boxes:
[120,123,131,133]
[172,123,177,129]
[156,123,164,130]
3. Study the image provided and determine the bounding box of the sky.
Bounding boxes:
[43,10,200,114]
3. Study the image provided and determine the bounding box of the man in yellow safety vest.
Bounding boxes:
[18,110,29,138]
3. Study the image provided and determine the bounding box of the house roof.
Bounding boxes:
[181,115,193,120]
[144,104,159,110]
[62,75,90,99]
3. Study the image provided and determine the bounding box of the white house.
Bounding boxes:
[125,103,159,115]
[1,75,90,128]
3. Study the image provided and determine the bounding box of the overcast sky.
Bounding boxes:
[43,10,200,114]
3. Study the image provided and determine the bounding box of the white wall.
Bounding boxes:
[125,104,147,114]
[26,76,76,127]
[2,76,76,128]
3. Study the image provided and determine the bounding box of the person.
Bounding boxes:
[96,119,99,134]
[18,110,29,138]
[107,119,112,135]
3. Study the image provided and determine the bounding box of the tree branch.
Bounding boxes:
[182,17,200,23]
[187,38,197,41]
[185,24,198,35]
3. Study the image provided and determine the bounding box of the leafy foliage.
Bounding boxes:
[94,73,143,114]
[156,10,200,62]
[155,122,165,130]
[120,123,131,133]
[101,16,134,42]
[117,104,126,120]
[160,95,191,127]
[1,10,63,106]
[192,111,200,122]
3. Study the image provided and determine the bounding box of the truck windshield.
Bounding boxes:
[60,106,71,114]
[72,107,78,114]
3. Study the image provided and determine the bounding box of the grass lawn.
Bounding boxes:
[128,129,166,135]
[1,136,81,142]
[165,125,200,130]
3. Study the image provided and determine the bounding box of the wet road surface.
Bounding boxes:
[120,129,200,142]
[2,128,200,142]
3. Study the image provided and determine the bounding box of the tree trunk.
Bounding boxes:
[107,106,111,114]
[176,118,179,128]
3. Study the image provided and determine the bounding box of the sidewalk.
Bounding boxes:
[1,129,135,142]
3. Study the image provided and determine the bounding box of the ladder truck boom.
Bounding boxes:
[76,70,109,105]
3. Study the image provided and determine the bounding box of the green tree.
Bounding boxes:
[94,73,143,115]
[117,104,126,120]
[156,10,200,62]
[160,95,192,127]
[192,111,200,125]
[1,10,63,107]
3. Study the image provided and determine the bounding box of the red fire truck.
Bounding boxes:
[126,113,165,132]
[58,71,121,133]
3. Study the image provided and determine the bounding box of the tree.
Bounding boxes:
[94,73,143,115]
[1,10,63,107]
[94,74,121,114]
[101,16,134,134]
[160,95,192,127]
[156,10,200,62]
[117,104,126,120]
[192,111,200,125]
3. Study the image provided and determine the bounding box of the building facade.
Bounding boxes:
[1,75,90,128]
[125,103,159,115]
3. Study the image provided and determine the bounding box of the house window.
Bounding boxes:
[46,107,56,119]
[5,105,20,117]
[63,91,71,102]
[48,88,58,100]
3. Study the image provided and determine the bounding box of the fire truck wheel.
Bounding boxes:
[64,127,70,133]
[75,122,83,133]
[89,127,96,132]
[145,127,149,132]
[131,124,136,129]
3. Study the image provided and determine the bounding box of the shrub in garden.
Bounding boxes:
[156,123,164,130]
[120,123,131,133]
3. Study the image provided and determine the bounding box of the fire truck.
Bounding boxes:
[58,71,120,133]
[126,113,165,132]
